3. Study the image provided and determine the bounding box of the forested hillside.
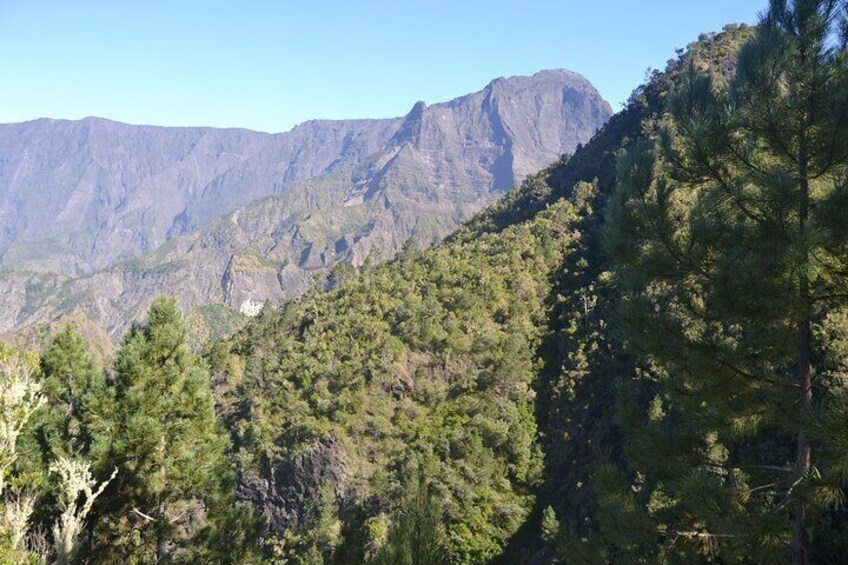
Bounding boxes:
[1,2,847,563]
[207,22,765,563]
[213,188,587,563]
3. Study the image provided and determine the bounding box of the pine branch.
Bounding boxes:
[662,530,744,539]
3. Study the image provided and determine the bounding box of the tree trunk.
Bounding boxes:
[794,313,812,565]
[156,499,168,564]
[793,142,811,565]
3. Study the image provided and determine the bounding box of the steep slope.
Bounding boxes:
[0,117,398,274]
[204,25,756,564]
[0,70,611,336]
[0,70,608,278]
[213,196,584,563]
[462,26,760,564]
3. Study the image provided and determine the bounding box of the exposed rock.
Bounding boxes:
[235,437,346,533]
[221,249,282,314]
[0,117,398,276]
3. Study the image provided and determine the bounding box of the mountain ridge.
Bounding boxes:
[5,69,595,127]
[0,68,609,276]
[0,69,611,338]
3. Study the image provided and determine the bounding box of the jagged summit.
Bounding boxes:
[389,100,427,145]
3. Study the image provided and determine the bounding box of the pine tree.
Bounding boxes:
[95,297,233,562]
[605,1,848,562]
[34,325,111,466]
[372,475,449,565]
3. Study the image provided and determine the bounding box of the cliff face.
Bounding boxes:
[0,69,611,337]
[0,117,399,275]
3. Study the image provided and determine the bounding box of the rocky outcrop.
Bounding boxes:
[221,250,283,315]
[235,437,346,533]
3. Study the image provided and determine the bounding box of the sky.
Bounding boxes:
[0,0,766,133]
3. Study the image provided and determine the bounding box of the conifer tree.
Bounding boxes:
[372,475,449,565]
[605,1,848,562]
[96,297,233,562]
[35,326,111,466]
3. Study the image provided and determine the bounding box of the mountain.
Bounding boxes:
[0,117,397,275]
[11,12,848,564]
[204,25,769,563]
[0,69,611,337]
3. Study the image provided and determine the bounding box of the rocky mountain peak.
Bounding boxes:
[389,100,428,146]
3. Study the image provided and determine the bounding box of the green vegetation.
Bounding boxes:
[601,1,848,561]
[228,248,279,272]
[27,325,112,469]
[2,3,848,563]
[371,475,449,565]
[216,195,583,563]
[93,297,235,561]
[0,301,260,564]
[187,304,249,352]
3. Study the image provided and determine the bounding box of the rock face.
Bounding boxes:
[235,437,346,533]
[0,117,398,275]
[0,69,612,337]
[221,249,281,315]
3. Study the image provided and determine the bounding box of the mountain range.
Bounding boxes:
[7,13,843,563]
[0,69,611,338]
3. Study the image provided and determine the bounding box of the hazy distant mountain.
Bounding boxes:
[0,117,398,275]
[0,69,611,337]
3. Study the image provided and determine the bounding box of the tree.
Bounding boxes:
[96,297,233,562]
[605,1,848,562]
[50,456,115,565]
[33,325,111,467]
[371,475,448,565]
[0,348,44,560]
[14,327,115,562]
[0,346,114,565]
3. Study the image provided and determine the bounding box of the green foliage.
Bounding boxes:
[540,506,560,545]
[0,347,44,564]
[5,10,846,565]
[30,326,111,467]
[470,24,758,565]
[0,306,260,563]
[93,297,237,562]
[186,304,249,352]
[219,195,582,562]
[179,501,265,565]
[371,476,449,565]
[604,2,848,561]
[203,23,769,565]
[268,485,343,564]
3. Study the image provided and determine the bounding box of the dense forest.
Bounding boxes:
[1,1,847,563]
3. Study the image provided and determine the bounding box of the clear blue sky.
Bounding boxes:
[0,0,766,133]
